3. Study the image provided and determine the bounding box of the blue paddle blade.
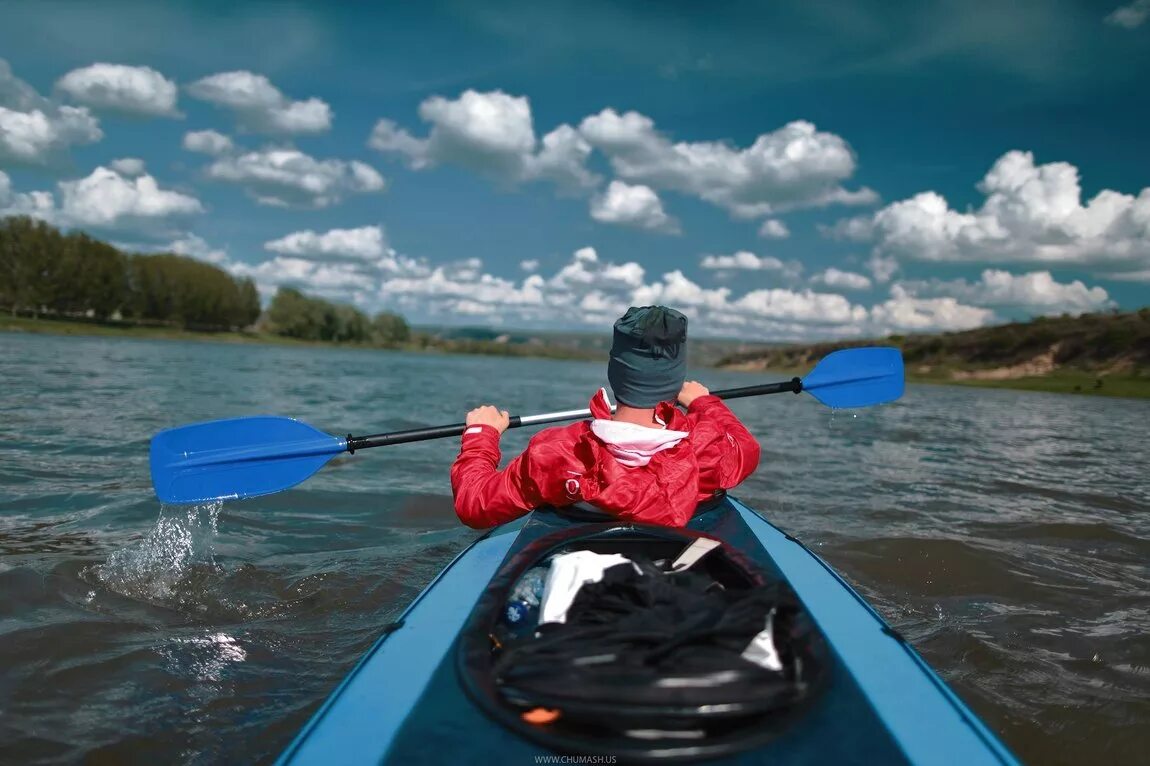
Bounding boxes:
[150,416,347,504]
[801,347,905,409]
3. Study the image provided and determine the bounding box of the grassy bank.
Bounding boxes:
[718,309,1150,401]
[909,369,1150,399]
[0,314,314,346]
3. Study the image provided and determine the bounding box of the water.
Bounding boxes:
[1,332,1148,765]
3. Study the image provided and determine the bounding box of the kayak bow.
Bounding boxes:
[276,497,1018,766]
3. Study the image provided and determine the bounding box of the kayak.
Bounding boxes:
[276,495,1018,765]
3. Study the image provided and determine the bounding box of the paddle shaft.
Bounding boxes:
[345,377,801,453]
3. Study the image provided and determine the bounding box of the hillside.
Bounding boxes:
[717,309,1150,399]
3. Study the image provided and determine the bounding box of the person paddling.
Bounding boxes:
[451,305,761,528]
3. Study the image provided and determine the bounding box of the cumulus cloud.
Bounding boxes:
[897,270,1112,314]
[109,157,145,176]
[866,253,900,284]
[182,129,234,156]
[839,151,1150,278]
[758,219,790,239]
[548,246,646,293]
[699,251,785,271]
[231,225,427,303]
[733,286,868,325]
[167,234,228,264]
[579,110,877,218]
[55,63,179,118]
[590,180,679,233]
[870,284,997,333]
[225,232,1004,338]
[187,71,332,135]
[264,226,386,260]
[0,59,102,167]
[0,165,202,237]
[203,147,385,208]
[1105,0,1150,28]
[0,169,55,218]
[812,267,872,291]
[368,89,599,191]
[59,166,203,232]
[520,259,540,272]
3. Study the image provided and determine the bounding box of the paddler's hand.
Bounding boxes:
[466,405,510,434]
[677,381,710,408]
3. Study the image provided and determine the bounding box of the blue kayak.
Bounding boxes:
[277,495,1019,765]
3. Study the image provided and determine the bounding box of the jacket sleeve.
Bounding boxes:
[686,394,761,493]
[449,425,536,529]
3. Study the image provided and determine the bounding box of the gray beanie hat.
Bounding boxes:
[607,305,688,408]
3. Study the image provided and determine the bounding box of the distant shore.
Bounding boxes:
[6,314,1148,400]
[0,315,596,361]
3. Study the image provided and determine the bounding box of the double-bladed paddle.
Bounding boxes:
[149,346,904,505]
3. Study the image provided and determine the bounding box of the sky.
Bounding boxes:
[1,0,1149,340]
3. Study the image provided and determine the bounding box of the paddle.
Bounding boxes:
[150,346,903,505]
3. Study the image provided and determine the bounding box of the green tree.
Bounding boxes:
[371,310,410,345]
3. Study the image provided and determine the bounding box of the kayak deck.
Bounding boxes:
[278,496,1017,765]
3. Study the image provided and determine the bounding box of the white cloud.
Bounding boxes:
[1,165,202,236]
[866,253,900,284]
[758,219,790,239]
[231,227,427,304]
[813,267,872,291]
[548,246,646,292]
[369,90,600,192]
[633,270,733,311]
[870,284,997,333]
[590,180,679,233]
[0,169,55,218]
[844,151,1150,276]
[1106,0,1150,28]
[167,234,227,264]
[56,63,179,118]
[898,269,1112,314]
[109,157,146,177]
[699,251,785,271]
[187,71,331,135]
[520,259,539,272]
[528,124,599,190]
[579,109,876,217]
[265,226,386,260]
[58,166,203,232]
[0,59,102,167]
[734,286,868,324]
[204,148,384,208]
[1109,268,1150,282]
[223,235,1010,339]
[182,129,234,156]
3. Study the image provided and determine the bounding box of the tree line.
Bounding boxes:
[0,216,411,345]
[0,216,260,330]
[266,287,410,345]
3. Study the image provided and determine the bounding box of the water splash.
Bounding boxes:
[90,501,224,603]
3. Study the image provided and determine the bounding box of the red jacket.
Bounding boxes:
[450,390,761,529]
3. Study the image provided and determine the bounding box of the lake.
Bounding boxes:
[1,331,1147,764]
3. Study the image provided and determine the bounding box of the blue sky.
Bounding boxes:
[1,0,1148,339]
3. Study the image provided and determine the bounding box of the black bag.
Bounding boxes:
[495,557,818,724]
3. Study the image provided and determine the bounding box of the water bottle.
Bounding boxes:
[510,567,547,607]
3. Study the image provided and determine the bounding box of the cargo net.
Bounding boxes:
[461,528,827,761]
